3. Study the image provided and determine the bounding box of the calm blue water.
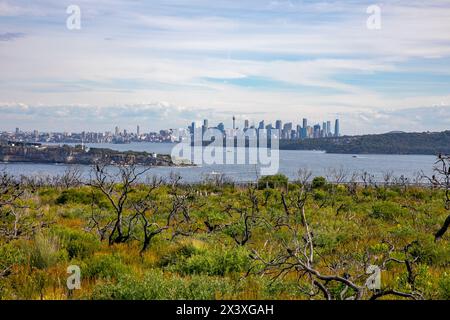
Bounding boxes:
[0,142,436,183]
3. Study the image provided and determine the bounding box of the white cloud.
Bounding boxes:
[0,0,450,133]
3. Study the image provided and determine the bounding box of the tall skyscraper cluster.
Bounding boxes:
[189,117,340,140]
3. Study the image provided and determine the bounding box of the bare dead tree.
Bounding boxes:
[425,154,450,240]
[0,171,39,242]
[382,170,394,187]
[360,170,375,188]
[347,171,359,196]
[130,177,167,253]
[224,186,260,246]
[87,162,151,245]
[0,171,24,208]
[250,183,359,300]
[371,241,424,300]
[296,168,312,186]
[57,166,82,189]
[326,167,348,184]
[251,184,421,300]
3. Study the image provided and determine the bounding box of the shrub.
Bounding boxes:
[52,227,100,259]
[91,269,234,300]
[56,188,109,208]
[313,190,327,201]
[85,254,130,280]
[406,187,427,200]
[376,188,398,200]
[158,242,201,267]
[258,174,288,189]
[438,273,450,299]
[312,176,327,189]
[166,246,250,276]
[370,201,407,220]
[0,240,28,268]
[27,233,65,270]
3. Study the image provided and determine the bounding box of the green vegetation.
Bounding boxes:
[0,160,449,300]
[280,130,450,155]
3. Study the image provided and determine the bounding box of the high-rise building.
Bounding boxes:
[137,125,140,136]
[244,119,249,129]
[217,122,225,133]
[258,120,265,130]
[301,127,307,139]
[322,122,327,138]
[275,120,282,130]
[232,116,236,130]
[334,119,340,137]
[115,126,119,136]
[283,123,293,140]
[296,125,302,139]
[326,121,331,136]
[313,124,321,138]
[202,119,208,135]
[302,118,308,129]
[190,122,196,134]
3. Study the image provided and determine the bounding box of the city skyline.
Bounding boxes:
[1,1,450,134]
[1,116,341,144]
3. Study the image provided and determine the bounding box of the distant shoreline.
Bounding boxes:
[0,142,194,167]
[279,130,450,156]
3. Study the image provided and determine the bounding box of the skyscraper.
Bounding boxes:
[244,119,249,129]
[334,119,340,137]
[322,122,327,138]
[232,116,236,130]
[115,126,119,136]
[258,120,265,130]
[202,119,208,135]
[302,118,308,129]
[296,125,301,139]
[275,120,282,130]
[283,123,292,140]
[137,125,140,136]
[326,121,331,136]
[313,124,321,138]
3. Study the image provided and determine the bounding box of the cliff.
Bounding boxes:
[0,142,178,166]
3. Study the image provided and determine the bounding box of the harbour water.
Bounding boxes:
[0,142,437,183]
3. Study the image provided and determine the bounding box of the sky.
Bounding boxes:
[1,0,450,134]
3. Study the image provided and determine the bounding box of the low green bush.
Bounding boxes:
[166,245,250,276]
[52,227,100,259]
[313,190,327,201]
[438,273,450,299]
[91,269,234,300]
[370,201,407,220]
[26,233,66,270]
[85,254,130,280]
[258,174,288,189]
[312,176,327,189]
[0,240,28,268]
[56,188,109,208]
